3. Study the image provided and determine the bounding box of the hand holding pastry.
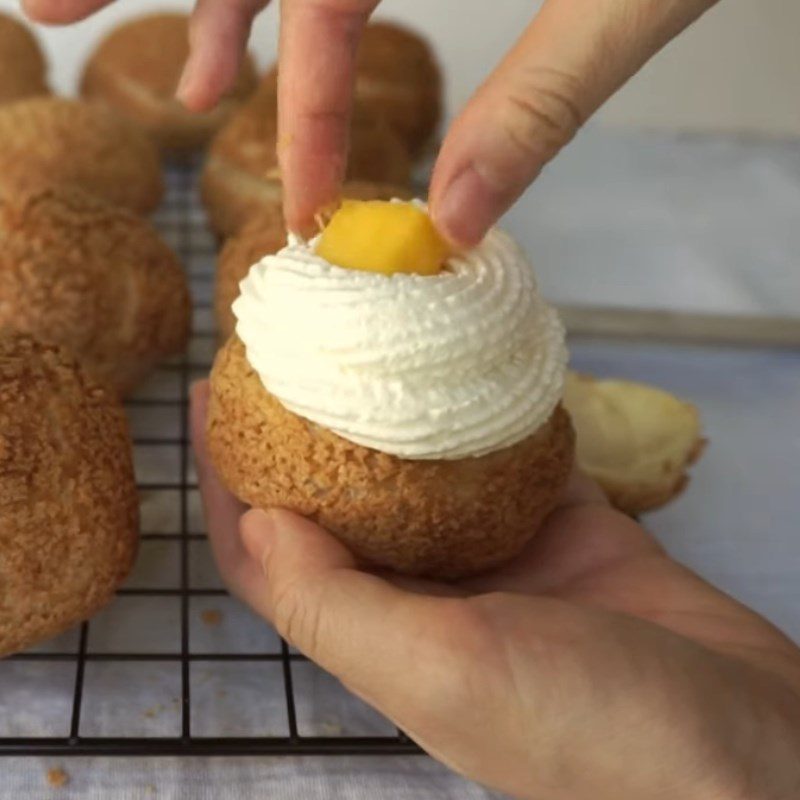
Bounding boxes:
[191,379,800,800]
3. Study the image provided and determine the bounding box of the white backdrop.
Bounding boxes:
[3,0,800,136]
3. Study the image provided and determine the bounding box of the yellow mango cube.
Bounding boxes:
[316,200,449,276]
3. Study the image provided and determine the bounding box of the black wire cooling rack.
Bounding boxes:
[0,161,421,758]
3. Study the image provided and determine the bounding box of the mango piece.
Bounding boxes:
[316,200,449,275]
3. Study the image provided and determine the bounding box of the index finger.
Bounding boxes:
[22,0,115,23]
[277,0,379,234]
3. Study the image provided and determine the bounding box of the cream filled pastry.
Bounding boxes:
[233,213,567,460]
[208,200,574,579]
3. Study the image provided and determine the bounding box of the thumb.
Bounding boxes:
[430,0,717,246]
[239,509,465,717]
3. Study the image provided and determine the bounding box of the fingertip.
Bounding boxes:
[430,167,497,249]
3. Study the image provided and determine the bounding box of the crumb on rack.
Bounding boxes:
[46,767,69,788]
[143,703,165,719]
[201,608,223,627]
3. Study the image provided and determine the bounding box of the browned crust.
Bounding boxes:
[215,212,286,342]
[201,86,412,237]
[208,336,575,579]
[0,97,163,214]
[213,181,415,339]
[0,333,138,657]
[354,21,442,156]
[0,13,49,105]
[80,12,257,151]
[0,185,191,395]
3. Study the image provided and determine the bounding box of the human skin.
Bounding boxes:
[190,381,800,800]
[23,0,720,244]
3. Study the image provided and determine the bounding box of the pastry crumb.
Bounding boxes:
[46,767,69,788]
[201,608,223,627]
[143,703,165,719]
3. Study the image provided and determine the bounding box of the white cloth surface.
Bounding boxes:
[2,129,800,799]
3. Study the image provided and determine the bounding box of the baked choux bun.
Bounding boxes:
[0,97,163,214]
[208,204,574,579]
[214,181,413,341]
[201,84,412,237]
[564,372,705,515]
[0,185,190,395]
[81,12,258,153]
[354,21,442,157]
[0,333,138,657]
[209,337,574,579]
[0,12,49,105]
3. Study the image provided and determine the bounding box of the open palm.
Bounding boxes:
[191,381,800,800]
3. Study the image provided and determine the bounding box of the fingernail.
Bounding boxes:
[240,509,277,568]
[432,166,497,248]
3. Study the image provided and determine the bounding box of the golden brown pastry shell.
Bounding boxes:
[355,21,442,156]
[0,185,191,395]
[0,12,49,105]
[0,97,163,214]
[81,12,258,152]
[208,337,575,579]
[0,334,138,657]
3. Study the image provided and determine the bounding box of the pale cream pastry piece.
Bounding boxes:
[563,372,705,515]
[201,82,412,238]
[208,201,574,579]
[0,12,49,105]
[0,185,191,395]
[0,97,163,214]
[81,12,258,153]
[214,182,413,341]
[0,333,138,658]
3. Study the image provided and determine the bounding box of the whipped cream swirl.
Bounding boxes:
[233,220,567,460]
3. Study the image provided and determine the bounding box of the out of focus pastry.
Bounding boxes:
[201,84,412,237]
[0,12,49,104]
[563,372,704,515]
[81,12,258,152]
[259,21,442,158]
[0,97,163,213]
[208,200,574,578]
[354,21,442,156]
[214,181,413,340]
[0,333,137,657]
[0,185,190,395]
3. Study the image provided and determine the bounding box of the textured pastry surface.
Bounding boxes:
[201,82,412,237]
[564,371,705,514]
[0,185,190,394]
[0,333,138,657]
[0,12,49,104]
[0,97,163,213]
[81,12,257,151]
[208,336,575,579]
[354,21,442,155]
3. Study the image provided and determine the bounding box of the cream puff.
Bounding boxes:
[0,333,138,657]
[81,12,258,153]
[0,12,49,105]
[201,84,412,237]
[0,185,190,395]
[208,200,574,578]
[0,97,163,214]
[354,21,442,157]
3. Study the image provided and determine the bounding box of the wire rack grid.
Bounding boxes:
[0,161,421,758]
